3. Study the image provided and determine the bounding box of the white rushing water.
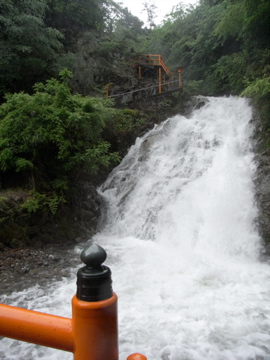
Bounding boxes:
[1,96,270,360]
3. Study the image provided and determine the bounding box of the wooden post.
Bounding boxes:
[171,71,174,89]
[105,83,110,98]
[138,66,142,79]
[178,67,183,88]
[158,67,162,94]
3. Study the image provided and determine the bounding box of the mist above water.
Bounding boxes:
[1,96,270,360]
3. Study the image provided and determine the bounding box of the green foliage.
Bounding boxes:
[99,4,146,56]
[185,80,204,96]
[244,0,270,48]
[241,76,270,138]
[0,0,66,96]
[142,1,158,28]
[210,52,249,94]
[0,71,120,212]
[45,0,107,35]
[145,0,269,97]
[147,1,226,81]
[103,108,146,154]
[214,1,245,41]
[241,77,270,100]
[111,109,144,135]
[21,190,65,215]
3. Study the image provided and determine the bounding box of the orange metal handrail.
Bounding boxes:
[0,245,147,360]
[143,54,171,76]
[107,79,181,102]
[0,303,74,352]
[0,295,118,360]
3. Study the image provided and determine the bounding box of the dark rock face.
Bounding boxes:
[0,182,101,295]
[252,108,270,253]
[71,32,136,97]
[255,148,270,247]
[0,181,102,250]
[0,243,82,295]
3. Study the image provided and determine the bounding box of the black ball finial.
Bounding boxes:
[76,244,113,302]
[80,244,107,268]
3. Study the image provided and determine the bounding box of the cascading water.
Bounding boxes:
[1,96,270,360]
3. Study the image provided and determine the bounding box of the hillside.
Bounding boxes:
[0,0,269,251]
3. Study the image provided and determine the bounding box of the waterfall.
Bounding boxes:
[1,96,270,360]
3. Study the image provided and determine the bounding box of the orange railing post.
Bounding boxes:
[178,67,183,88]
[72,244,118,360]
[0,244,148,360]
[72,294,118,360]
[138,65,142,79]
[127,354,148,360]
[140,54,170,76]
[105,83,110,98]
[158,67,162,94]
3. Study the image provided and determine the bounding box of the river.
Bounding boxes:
[1,96,270,359]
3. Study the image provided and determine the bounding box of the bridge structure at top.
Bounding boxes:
[106,54,183,104]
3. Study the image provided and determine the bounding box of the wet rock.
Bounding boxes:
[18,266,30,274]
[60,269,70,277]
[0,242,83,296]
[26,225,40,236]
[31,239,43,249]
[0,180,102,249]
[264,243,270,256]
[10,239,26,249]
[80,209,95,221]
[0,242,8,251]
[253,110,270,252]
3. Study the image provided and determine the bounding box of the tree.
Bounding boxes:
[146,0,269,96]
[142,0,158,28]
[0,0,66,97]
[45,0,108,41]
[243,0,270,48]
[0,70,119,212]
[101,5,145,54]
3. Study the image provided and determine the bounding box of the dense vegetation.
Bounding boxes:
[0,0,148,214]
[0,0,269,246]
[1,70,114,211]
[1,0,268,114]
[147,0,269,130]
[0,69,146,214]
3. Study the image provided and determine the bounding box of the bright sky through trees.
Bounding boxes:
[118,0,199,24]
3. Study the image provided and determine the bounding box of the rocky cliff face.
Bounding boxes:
[0,182,101,250]
[71,31,137,97]
[253,108,270,256]
[255,155,270,254]
[0,33,139,251]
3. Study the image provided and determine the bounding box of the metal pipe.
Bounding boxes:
[0,304,74,352]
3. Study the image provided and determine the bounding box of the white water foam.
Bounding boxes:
[1,96,270,360]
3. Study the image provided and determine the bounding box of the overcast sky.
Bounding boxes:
[117,0,199,25]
